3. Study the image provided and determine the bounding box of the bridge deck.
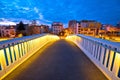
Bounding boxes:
[3,40,108,80]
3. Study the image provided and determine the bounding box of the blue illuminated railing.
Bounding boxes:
[66,34,120,80]
[0,34,59,79]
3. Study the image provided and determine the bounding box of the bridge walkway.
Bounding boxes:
[2,40,108,80]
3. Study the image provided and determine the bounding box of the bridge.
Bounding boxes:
[0,34,119,80]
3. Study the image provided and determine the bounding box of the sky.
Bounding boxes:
[0,0,120,27]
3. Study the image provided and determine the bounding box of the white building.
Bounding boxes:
[52,22,64,35]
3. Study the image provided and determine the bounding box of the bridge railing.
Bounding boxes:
[0,34,59,79]
[66,34,120,80]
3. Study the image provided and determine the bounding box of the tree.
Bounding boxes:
[16,21,26,36]
[17,21,25,30]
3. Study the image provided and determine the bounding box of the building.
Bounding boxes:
[0,26,16,38]
[68,20,101,36]
[61,28,71,37]
[26,25,40,35]
[51,22,64,35]
[102,24,120,36]
[79,20,101,36]
[40,25,49,33]
[26,24,50,35]
[68,20,79,34]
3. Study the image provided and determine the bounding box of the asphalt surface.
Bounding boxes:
[2,39,108,80]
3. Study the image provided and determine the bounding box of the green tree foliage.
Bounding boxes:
[16,21,26,36]
[17,21,25,30]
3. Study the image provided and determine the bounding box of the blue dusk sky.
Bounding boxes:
[0,0,120,27]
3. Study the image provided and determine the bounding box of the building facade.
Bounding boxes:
[78,20,101,36]
[68,20,79,34]
[68,20,101,35]
[100,24,120,36]
[26,24,50,35]
[0,26,16,38]
[40,25,49,33]
[52,22,64,35]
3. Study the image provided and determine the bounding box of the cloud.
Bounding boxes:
[23,7,30,10]
[39,13,44,19]
[0,18,8,21]
[33,7,52,23]
[34,7,39,13]
[0,21,16,25]
[63,23,68,28]
[43,19,52,23]
[38,13,52,23]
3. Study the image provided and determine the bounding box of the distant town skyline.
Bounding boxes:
[0,0,120,26]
